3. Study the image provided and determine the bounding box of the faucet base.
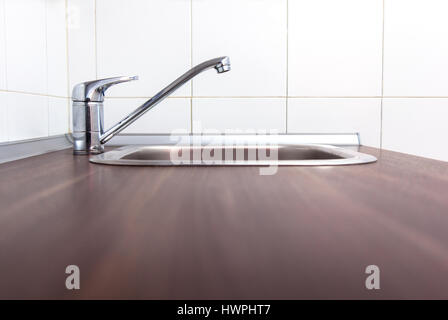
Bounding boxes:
[72,131,105,155]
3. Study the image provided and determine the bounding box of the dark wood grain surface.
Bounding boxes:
[0,146,448,299]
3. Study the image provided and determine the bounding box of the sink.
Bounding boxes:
[89,144,377,166]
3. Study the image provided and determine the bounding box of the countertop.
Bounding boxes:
[1,146,448,299]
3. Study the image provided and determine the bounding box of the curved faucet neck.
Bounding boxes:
[100,56,230,145]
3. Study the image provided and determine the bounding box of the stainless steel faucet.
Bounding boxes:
[72,56,230,155]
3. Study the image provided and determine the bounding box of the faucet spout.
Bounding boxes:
[100,56,230,144]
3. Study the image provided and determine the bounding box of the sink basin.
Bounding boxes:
[89,144,377,166]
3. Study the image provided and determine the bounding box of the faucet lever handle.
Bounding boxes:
[72,76,139,103]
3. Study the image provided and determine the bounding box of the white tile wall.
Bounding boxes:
[67,0,96,94]
[383,99,448,161]
[384,0,448,96]
[96,0,191,97]
[192,0,287,97]
[4,0,47,94]
[104,98,191,134]
[46,0,68,97]
[7,93,48,141]
[287,98,381,147]
[288,0,383,96]
[0,92,7,142]
[0,0,69,144]
[0,0,6,91]
[1,0,447,163]
[48,97,69,136]
[193,98,286,133]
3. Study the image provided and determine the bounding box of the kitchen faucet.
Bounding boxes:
[71,56,230,155]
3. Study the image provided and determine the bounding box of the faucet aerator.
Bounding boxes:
[215,64,231,73]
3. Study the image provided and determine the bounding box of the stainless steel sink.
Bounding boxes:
[89,144,377,166]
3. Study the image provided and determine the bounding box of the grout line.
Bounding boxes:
[99,95,448,99]
[65,0,71,133]
[288,96,382,98]
[380,0,385,149]
[379,96,448,98]
[94,0,98,79]
[2,0,8,91]
[190,0,193,133]
[2,90,448,100]
[285,0,289,133]
[193,96,288,99]
[44,0,50,136]
[106,96,290,99]
[0,89,67,99]
[1,0,8,141]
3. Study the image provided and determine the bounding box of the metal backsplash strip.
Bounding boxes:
[107,133,361,147]
[0,135,72,164]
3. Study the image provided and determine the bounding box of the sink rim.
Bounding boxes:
[89,144,377,166]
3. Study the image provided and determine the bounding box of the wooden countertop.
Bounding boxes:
[0,146,448,299]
